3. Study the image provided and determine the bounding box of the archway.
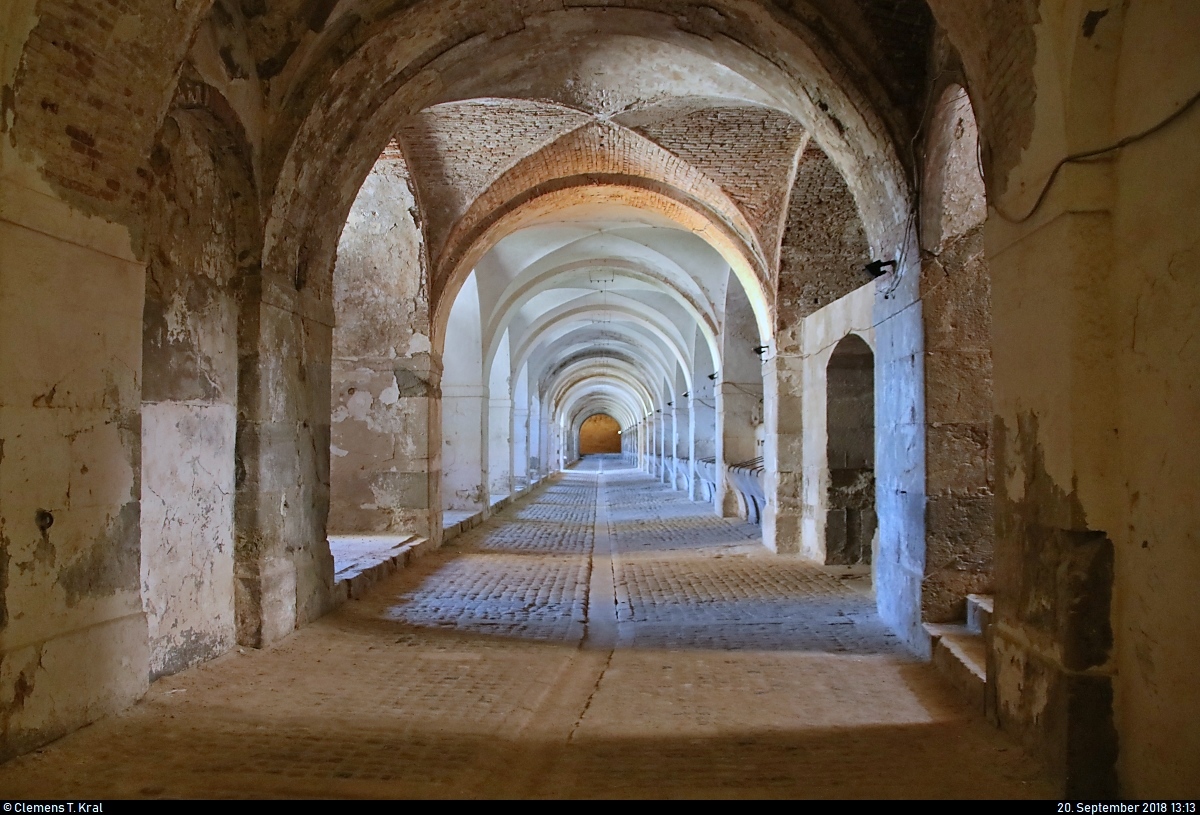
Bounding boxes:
[824,335,876,566]
[579,414,622,455]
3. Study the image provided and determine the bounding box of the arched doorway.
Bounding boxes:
[579,414,622,455]
[825,334,876,566]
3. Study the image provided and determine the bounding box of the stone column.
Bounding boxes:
[720,379,762,517]
[674,399,692,493]
[920,226,992,621]
[487,394,512,500]
[657,411,668,482]
[442,385,488,512]
[235,278,336,648]
[527,396,541,483]
[512,404,529,489]
[764,353,804,553]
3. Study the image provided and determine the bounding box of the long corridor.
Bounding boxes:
[0,458,1052,798]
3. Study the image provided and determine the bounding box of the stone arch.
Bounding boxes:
[252,2,917,321]
[434,185,772,356]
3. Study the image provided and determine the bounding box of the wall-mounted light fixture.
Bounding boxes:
[707,372,718,381]
[752,345,769,357]
[682,391,690,398]
[864,259,897,278]
[666,401,674,407]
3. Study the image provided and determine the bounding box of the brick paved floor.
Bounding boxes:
[0,456,1054,798]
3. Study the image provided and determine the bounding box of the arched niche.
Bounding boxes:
[824,334,876,566]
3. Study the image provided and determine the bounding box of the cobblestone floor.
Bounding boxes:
[0,456,1054,798]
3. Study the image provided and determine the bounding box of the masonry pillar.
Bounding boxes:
[512,369,529,490]
[330,353,442,541]
[764,352,804,553]
[662,408,670,483]
[442,385,488,511]
[720,379,761,517]
[527,395,541,483]
[236,278,336,648]
[487,406,509,495]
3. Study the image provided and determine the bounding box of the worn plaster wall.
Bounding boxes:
[0,160,149,760]
[981,3,1200,796]
[330,157,440,540]
[1108,5,1200,793]
[140,110,242,679]
[0,11,152,759]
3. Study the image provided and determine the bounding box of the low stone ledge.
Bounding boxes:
[329,535,436,605]
[442,473,561,545]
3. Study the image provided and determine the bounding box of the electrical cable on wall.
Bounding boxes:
[991,87,1200,224]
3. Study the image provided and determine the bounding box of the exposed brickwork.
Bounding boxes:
[776,144,872,352]
[6,0,210,219]
[926,0,1040,197]
[436,119,767,305]
[399,99,590,257]
[630,103,808,265]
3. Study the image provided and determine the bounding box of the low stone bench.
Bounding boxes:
[727,456,767,523]
[695,456,719,503]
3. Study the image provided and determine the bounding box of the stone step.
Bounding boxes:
[967,593,993,636]
[926,622,987,713]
